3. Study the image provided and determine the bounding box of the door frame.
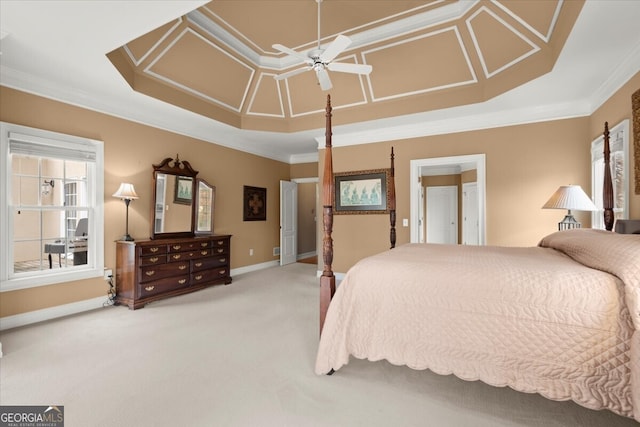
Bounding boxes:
[280,177,318,265]
[410,154,486,244]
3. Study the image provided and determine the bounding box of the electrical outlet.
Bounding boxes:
[403,218,409,227]
[273,247,280,256]
[249,249,254,256]
[104,268,113,280]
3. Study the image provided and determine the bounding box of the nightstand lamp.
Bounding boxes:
[543,185,597,230]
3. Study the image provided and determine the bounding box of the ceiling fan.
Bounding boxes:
[272,0,372,91]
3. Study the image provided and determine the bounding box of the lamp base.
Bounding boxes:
[121,234,135,241]
[558,214,581,231]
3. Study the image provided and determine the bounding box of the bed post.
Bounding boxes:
[320,95,335,336]
[603,121,614,231]
[389,147,396,249]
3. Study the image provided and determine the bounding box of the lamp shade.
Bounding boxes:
[112,183,139,200]
[542,185,596,211]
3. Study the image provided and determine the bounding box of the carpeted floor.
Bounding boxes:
[0,263,637,426]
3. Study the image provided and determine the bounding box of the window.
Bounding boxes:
[591,119,629,229]
[1,122,104,291]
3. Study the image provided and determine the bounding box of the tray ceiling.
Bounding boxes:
[108,0,582,133]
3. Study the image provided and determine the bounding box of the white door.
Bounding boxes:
[462,182,479,245]
[280,180,297,265]
[426,186,457,244]
[418,186,425,243]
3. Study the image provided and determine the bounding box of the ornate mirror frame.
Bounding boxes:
[151,156,198,239]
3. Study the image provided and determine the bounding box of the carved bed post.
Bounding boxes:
[320,95,335,335]
[389,147,396,249]
[603,122,614,231]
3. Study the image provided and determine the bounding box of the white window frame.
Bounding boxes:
[0,122,104,291]
[591,119,629,229]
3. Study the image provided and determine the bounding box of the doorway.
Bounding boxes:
[411,154,486,244]
[280,178,318,265]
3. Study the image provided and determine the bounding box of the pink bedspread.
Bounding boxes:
[316,229,640,420]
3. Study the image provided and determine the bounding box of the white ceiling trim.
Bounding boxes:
[492,0,563,43]
[124,17,183,66]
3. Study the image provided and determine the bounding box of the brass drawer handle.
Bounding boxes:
[173,245,182,250]
[145,285,155,291]
[216,248,224,254]
[216,241,224,245]
[201,242,208,247]
[219,258,226,263]
[178,265,187,270]
[218,269,226,275]
[178,279,186,284]
[195,275,203,280]
[201,250,208,255]
[145,270,155,276]
[172,254,182,260]
[150,247,159,253]
[194,262,203,267]
[149,256,159,263]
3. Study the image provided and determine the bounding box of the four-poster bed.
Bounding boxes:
[317,94,640,421]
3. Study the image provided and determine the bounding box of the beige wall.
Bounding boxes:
[1,86,290,317]
[319,72,640,273]
[2,71,637,318]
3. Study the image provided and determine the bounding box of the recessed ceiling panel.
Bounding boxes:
[146,28,254,112]
[286,63,367,117]
[467,8,539,78]
[247,73,285,117]
[365,27,476,101]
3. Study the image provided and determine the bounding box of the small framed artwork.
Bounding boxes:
[243,185,266,221]
[334,169,390,214]
[174,175,193,205]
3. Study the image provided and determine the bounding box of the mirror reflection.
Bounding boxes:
[195,179,215,235]
[151,156,198,239]
[154,173,193,234]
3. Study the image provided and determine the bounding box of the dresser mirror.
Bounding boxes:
[152,156,198,239]
[195,179,215,235]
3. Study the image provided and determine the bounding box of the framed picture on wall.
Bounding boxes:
[334,169,390,214]
[243,185,266,221]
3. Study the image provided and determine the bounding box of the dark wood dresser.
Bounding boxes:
[115,235,232,309]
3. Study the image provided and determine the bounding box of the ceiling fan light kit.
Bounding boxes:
[272,0,372,91]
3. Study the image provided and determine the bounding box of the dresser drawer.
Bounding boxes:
[192,255,228,272]
[140,254,167,266]
[191,267,229,284]
[168,248,213,262]
[168,240,211,252]
[211,238,229,252]
[138,275,190,298]
[140,245,167,256]
[140,261,190,283]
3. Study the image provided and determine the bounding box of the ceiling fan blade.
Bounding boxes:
[327,62,373,75]
[316,68,333,91]
[319,35,352,63]
[272,43,310,63]
[274,67,310,80]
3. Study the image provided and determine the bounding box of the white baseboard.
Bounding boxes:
[297,251,316,260]
[0,296,107,331]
